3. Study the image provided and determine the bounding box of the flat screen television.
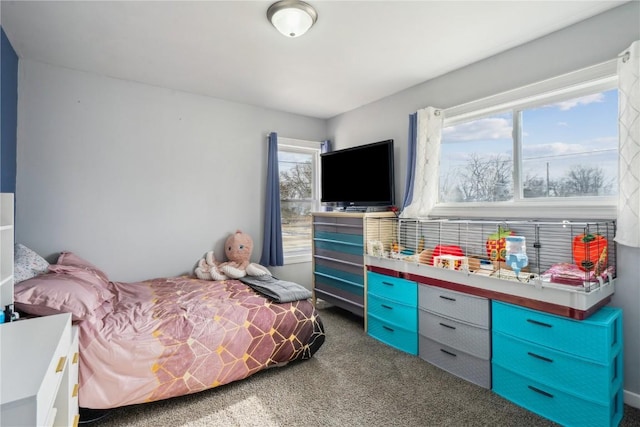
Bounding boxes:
[320,139,395,209]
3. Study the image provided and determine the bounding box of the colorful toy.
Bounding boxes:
[434,255,469,271]
[572,233,608,273]
[429,244,464,266]
[486,226,513,262]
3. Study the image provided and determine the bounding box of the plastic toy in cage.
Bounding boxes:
[572,233,608,273]
[505,236,528,276]
[486,226,514,262]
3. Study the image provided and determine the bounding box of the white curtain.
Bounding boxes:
[401,106,443,218]
[615,40,640,248]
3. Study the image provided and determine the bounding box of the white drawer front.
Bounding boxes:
[419,309,490,359]
[419,285,489,327]
[40,322,72,426]
[53,324,79,427]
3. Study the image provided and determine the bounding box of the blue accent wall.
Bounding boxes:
[1,27,18,194]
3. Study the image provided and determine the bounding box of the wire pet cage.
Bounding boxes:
[365,217,616,292]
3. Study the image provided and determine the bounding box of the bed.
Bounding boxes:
[13,251,325,410]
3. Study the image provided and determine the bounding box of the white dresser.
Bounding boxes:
[1,313,80,427]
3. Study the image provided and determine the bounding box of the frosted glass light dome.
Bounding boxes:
[267,1,318,38]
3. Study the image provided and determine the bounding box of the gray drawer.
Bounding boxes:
[315,256,363,276]
[418,310,490,359]
[313,216,363,234]
[419,335,491,389]
[314,223,363,235]
[418,285,489,328]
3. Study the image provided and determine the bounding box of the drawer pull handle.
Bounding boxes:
[439,322,456,330]
[526,318,552,328]
[382,281,395,287]
[528,385,554,398]
[381,304,393,310]
[72,383,79,397]
[439,295,456,302]
[527,352,553,363]
[73,352,79,364]
[73,414,80,427]
[55,356,67,373]
[440,349,457,357]
[382,325,394,332]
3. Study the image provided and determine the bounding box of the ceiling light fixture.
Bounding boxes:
[267,0,318,38]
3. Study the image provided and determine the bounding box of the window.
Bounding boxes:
[278,138,321,264]
[434,60,618,220]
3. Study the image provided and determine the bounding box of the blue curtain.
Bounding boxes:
[401,113,418,210]
[321,139,332,153]
[260,132,284,266]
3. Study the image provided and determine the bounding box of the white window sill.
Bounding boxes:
[430,199,616,221]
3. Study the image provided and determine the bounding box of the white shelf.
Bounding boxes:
[0,193,14,312]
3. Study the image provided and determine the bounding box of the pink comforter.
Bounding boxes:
[78,276,325,409]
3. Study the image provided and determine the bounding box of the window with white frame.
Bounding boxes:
[434,60,618,220]
[278,138,321,264]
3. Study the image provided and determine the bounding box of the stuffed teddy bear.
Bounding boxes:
[194,230,271,280]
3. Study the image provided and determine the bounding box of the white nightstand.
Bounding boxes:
[1,313,79,427]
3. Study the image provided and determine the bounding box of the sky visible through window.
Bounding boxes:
[441,88,618,198]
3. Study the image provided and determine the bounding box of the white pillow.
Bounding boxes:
[14,243,50,284]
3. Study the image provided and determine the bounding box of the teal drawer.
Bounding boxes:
[367,272,417,306]
[367,314,418,355]
[314,272,363,297]
[492,301,623,363]
[367,293,417,332]
[314,237,363,256]
[492,331,622,404]
[315,264,363,286]
[315,230,363,244]
[492,364,623,427]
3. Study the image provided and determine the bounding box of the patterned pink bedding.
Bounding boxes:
[77,276,325,409]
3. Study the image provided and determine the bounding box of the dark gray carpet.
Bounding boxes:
[86,303,640,426]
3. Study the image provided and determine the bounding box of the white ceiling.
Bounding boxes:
[0,1,629,119]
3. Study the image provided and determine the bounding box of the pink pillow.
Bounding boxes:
[14,268,115,321]
[56,251,110,284]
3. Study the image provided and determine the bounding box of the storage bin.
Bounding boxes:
[367,271,417,305]
[492,364,623,427]
[492,331,622,403]
[419,335,491,389]
[492,301,622,364]
[368,314,418,355]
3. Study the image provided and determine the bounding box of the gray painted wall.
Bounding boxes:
[15,60,326,284]
[326,1,640,404]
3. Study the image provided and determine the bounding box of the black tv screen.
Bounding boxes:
[320,139,394,208]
